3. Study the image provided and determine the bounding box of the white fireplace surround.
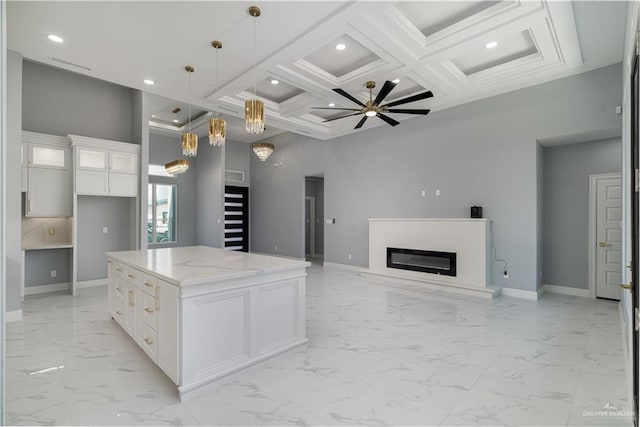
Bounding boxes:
[362,218,500,298]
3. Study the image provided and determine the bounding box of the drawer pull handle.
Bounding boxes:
[144,338,153,345]
[116,268,122,272]
[144,282,153,288]
[116,310,122,315]
[144,307,154,313]
[128,274,135,279]
[116,286,122,291]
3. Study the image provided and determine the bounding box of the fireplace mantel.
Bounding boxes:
[362,218,500,298]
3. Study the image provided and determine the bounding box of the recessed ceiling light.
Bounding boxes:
[143,79,155,86]
[392,78,400,84]
[173,119,180,123]
[270,79,279,85]
[48,34,64,43]
[486,41,498,49]
[328,103,335,107]
[335,43,346,51]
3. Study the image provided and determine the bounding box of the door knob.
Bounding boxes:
[598,242,608,247]
[621,283,633,290]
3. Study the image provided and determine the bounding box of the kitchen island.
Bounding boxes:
[106,246,309,401]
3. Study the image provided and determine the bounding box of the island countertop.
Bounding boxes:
[106,245,310,287]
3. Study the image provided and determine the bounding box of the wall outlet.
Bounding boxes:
[50,270,57,278]
[102,226,108,234]
[421,190,426,197]
[348,253,352,260]
[48,228,55,235]
[503,270,509,279]
[274,245,278,252]
[436,189,441,196]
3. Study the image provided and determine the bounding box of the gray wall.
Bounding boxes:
[21,60,138,284]
[77,196,132,281]
[542,137,622,288]
[225,139,250,187]
[25,249,71,287]
[6,50,22,311]
[194,139,225,247]
[148,131,196,247]
[22,60,134,142]
[251,63,623,292]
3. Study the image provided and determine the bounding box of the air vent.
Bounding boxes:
[49,57,91,71]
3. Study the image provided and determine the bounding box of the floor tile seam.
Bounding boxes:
[436,351,502,424]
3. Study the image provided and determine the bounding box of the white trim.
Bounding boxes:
[68,134,140,153]
[24,282,69,295]
[500,287,540,300]
[588,173,623,299]
[323,262,362,272]
[620,301,634,413]
[542,284,590,298]
[305,196,315,257]
[76,278,108,288]
[5,310,22,323]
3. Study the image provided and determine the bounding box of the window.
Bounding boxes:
[148,183,177,244]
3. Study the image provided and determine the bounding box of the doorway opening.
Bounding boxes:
[305,175,324,263]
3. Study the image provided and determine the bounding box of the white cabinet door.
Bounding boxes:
[110,151,138,174]
[26,168,72,217]
[77,148,108,170]
[28,144,69,169]
[76,170,108,195]
[125,285,141,340]
[158,280,179,384]
[109,173,138,197]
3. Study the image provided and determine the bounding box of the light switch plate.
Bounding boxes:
[102,226,108,234]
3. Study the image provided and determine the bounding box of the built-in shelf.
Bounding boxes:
[22,244,73,251]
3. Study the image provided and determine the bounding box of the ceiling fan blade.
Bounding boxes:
[354,116,368,129]
[377,113,400,127]
[385,108,431,115]
[311,107,360,111]
[373,80,397,106]
[333,88,366,107]
[323,112,362,122]
[381,90,433,108]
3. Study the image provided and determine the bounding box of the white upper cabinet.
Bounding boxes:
[77,148,108,170]
[69,135,140,198]
[28,144,69,168]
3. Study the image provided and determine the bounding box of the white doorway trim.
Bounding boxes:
[588,172,623,299]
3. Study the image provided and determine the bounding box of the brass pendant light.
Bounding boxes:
[209,40,226,147]
[252,142,274,162]
[245,6,265,134]
[182,65,198,157]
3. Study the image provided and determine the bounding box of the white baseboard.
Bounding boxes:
[77,278,108,288]
[6,310,23,323]
[323,262,363,272]
[501,287,540,300]
[25,282,70,296]
[543,284,590,298]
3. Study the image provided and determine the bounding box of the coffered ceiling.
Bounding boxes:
[7,1,627,142]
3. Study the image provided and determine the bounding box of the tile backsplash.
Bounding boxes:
[22,217,72,248]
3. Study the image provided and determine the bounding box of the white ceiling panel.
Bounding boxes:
[304,34,379,78]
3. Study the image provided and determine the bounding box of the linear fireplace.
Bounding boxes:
[386,247,457,277]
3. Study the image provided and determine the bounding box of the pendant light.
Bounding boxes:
[209,40,226,147]
[245,6,265,134]
[182,65,198,157]
[252,142,274,161]
[164,159,189,175]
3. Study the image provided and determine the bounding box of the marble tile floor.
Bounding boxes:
[6,265,632,426]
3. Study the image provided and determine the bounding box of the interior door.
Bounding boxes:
[596,175,623,300]
[224,186,249,252]
[631,47,639,426]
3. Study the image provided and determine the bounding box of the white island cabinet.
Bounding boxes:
[106,246,309,400]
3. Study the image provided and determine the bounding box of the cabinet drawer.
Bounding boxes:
[140,273,158,297]
[142,292,159,331]
[75,170,108,195]
[111,298,124,326]
[124,267,142,286]
[141,324,158,362]
[112,262,126,278]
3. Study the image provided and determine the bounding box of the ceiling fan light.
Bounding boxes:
[181,132,198,157]
[245,99,265,134]
[252,142,274,161]
[365,110,377,117]
[208,117,226,147]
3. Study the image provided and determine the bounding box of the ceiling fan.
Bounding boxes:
[312,80,433,129]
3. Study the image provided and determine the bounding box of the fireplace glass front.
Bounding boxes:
[386,247,457,277]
